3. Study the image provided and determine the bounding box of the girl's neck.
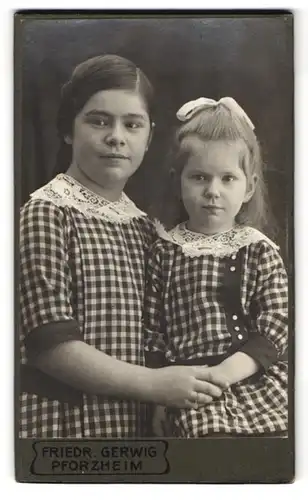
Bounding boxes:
[185,220,236,236]
[66,164,125,202]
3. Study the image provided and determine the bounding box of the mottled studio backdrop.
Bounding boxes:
[17,15,293,262]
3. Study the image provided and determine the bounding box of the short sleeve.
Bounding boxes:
[239,242,288,369]
[20,200,82,358]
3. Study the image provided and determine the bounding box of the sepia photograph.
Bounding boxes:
[14,11,294,483]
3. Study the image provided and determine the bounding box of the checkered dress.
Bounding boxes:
[144,223,288,436]
[19,174,155,438]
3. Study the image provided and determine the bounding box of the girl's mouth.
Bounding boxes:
[99,153,129,160]
[202,206,223,211]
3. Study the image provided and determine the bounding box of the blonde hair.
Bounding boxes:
[158,102,273,234]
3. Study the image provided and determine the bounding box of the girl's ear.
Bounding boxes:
[64,135,73,145]
[243,174,257,203]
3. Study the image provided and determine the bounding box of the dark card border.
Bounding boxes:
[14,9,295,484]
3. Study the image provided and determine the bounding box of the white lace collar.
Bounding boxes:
[155,220,278,258]
[30,174,147,223]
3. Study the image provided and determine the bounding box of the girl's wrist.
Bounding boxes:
[210,362,233,386]
[128,366,161,403]
[213,352,260,386]
[140,367,168,405]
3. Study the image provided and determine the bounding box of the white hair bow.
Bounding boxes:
[176,96,255,130]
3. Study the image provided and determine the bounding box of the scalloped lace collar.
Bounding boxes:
[155,220,278,257]
[30,174,147,223]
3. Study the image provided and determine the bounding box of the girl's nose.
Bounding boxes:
[104,122,126,147]
[204,178,220,198]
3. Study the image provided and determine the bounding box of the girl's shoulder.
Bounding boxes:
[25,174,148,224]
[146,221,177,258]
[21,193,66,222]
[21,176,76,226]
[151,220,182,250]
[229,226,280,254]
[152,221,280,259]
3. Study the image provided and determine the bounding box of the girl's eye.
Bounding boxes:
[125,121,143,130]
[223,174,236,182]
[87,117,108,127]
[192,174,206,181]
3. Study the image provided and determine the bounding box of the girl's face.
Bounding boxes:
[180,138,256,235]
[66,89,152,190]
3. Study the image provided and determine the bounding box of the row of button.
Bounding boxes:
[230,254,236,272]
[231,310,243,340]
[229,255,243,339]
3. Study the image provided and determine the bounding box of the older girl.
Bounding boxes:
[19,58,227,438]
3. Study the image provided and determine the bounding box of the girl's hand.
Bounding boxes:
[150,365,229,409]
[201,364,231,389]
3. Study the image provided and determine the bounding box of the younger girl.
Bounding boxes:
[145,97,288,437]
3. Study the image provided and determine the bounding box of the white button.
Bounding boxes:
[230,266,236,272]
[232,314,238,320]
[237,334,243,340]
[234,326,240,331]
[231,254,237,260]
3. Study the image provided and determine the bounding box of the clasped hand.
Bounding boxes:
[152,364,228,436]
[154,364,229,409]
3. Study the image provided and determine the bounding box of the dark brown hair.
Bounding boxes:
[55,54,155,173]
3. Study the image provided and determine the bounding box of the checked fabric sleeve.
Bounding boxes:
[239,241,289,370]
[20,199,83,361]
